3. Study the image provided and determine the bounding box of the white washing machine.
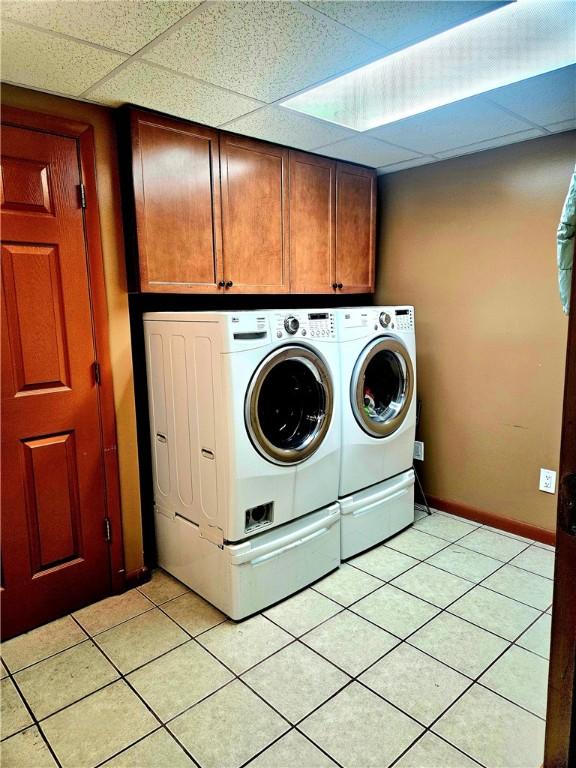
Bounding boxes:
[143,309,341,619]
[337,306,417,559]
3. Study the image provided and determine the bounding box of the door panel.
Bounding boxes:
[1,121,112,639]
[22,432,82,571]
[220,134,289,293]
[289,151,335,294]
[131,110,223,293]
[335,163,376,293]
[1,155,54,214]
[2,243,70,393]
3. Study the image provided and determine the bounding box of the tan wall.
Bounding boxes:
[2,84,143,573]
[377,132,575,533]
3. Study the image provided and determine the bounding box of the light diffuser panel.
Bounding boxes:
[281,1,576,131]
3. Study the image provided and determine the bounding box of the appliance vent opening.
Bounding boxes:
[245,502,274,533]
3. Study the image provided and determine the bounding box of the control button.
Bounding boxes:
[284,316,300,335]
[301,329,307,336]
[311,330,315,337]
[379,312,392,328]
[276,331,282,338]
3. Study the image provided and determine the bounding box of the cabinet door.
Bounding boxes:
[220,134,289,293]
[289,151,336,294]
[130,110,223,293]
[335,163,377,293]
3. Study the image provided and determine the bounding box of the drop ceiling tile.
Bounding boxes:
[305,1,508,52]
[1,20,127,96]
[87,61,263,126]
[377,156,438,174]
[313,136,419,168]
[142,1,384,103]
[545,120,576,134]
[435,128,546,159]
[485,65,576,127]
[2,1,202,55]
[222,105,355,150]
[368,98,535,154]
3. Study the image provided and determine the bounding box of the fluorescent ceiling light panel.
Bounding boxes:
[281,1,576,131]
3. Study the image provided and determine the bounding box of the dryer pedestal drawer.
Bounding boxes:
[339,469,415,559]
[155,503,340,620]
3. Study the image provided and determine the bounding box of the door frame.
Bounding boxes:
[1,106,125,593]
[544,251,576,766]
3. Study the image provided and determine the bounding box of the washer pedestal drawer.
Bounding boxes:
[155,503,340,620]
[340,469,415,560]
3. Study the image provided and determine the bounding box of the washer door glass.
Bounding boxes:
[246,346,333,464]
[352,337,414,438]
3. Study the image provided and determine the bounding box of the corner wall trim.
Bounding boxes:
[427,496,556,547]
[124,566,152,590]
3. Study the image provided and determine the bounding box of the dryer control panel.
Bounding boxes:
[272,311,336,340]
[391,307,414,332]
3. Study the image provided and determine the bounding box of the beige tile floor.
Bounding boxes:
[1,507,553,768]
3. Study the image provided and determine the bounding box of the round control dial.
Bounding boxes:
[379,312,392,328]
[284,316,300,334]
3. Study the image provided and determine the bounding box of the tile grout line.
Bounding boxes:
[2,513,553,767]
[344,520,545,634]
[232,522,547,762]
[66,613,205,768]
[5,512,540,740]
[1,667,64,768]
[382,537,553,764]
[91,725,164,768]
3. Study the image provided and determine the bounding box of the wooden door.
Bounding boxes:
[335,162,376,294]
[1,109,120,640]
[220,133,289,294]
[129,109,223,293]
[289,151,336,294]
[544,258,576,766]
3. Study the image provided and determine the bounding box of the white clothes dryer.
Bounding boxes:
[336,306,417,558]
[143,309,341,619]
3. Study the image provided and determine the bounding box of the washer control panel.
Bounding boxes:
[273,311,336,340]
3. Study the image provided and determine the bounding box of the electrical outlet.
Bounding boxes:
[413,441,424,461]
[539,468,557,494]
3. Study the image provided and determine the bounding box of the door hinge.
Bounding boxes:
[104,518,112,543]
[560,473,576,535]
[78,183,87,209]
[93,361,101,385]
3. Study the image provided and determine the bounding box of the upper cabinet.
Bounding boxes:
[121,108,376,295]
[220,134,289,294]
[335,163,377,294]
[289,151,336,294]
[128,109,223,293]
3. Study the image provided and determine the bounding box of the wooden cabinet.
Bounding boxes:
[122,108,376,296]
[129,109,223,293]
[335,162,376,294]
[220,134,289,294]
[289,154,376,294]
[289,151,336,294]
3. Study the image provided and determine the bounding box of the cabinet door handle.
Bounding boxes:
[337,283,343,289]
[332,282,338,290]
[225,280,234,288]
[217,281,225,288]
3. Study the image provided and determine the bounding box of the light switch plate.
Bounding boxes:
[539,468,557,494]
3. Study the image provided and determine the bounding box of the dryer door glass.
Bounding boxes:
[246,346,333,464]
[352,337,414,438]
